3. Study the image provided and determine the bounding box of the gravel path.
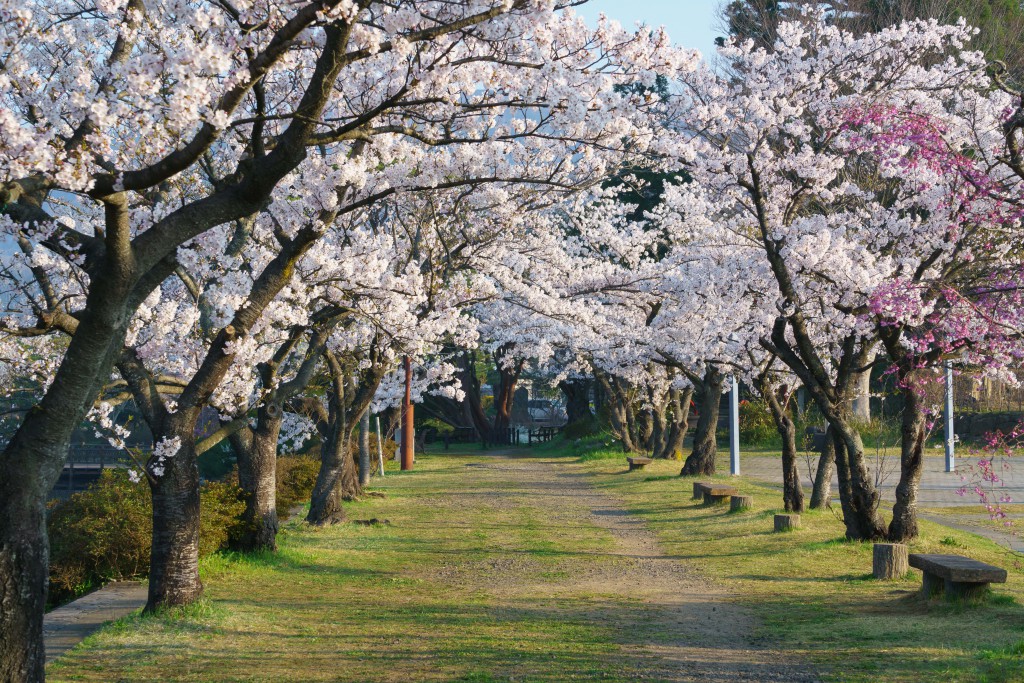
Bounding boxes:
[441,455,817,682]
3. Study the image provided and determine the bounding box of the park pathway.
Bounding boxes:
[441,455,817,682]
[44,581,147,662]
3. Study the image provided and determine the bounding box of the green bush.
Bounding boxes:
[562,417,599,440]
[739,399,777,446]
[47,469,246,607]
[275,454,321,518]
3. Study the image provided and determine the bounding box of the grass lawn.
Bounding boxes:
[578,455,1024,683]
[47,445,1024,682]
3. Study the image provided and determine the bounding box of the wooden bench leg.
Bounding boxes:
[703,492,728,505]
[945,580,989,602]
[921,571,944,598]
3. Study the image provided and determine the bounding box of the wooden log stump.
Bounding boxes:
[774,513,799,532]
[872,543,908,580]
[729,495,753,512]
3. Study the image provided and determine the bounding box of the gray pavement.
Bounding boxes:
[44,581,147,662]
[735,453,1024,551]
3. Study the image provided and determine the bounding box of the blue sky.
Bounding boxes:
[573,0,722,61]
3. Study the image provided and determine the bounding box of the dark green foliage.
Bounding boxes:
[47,470,246,607]
[739,399,778,446]
[274,454,321,518]
[562,417,600,440]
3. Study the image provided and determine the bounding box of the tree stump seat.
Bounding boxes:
[729,494,753,512]
[774,513,799,532]
[909,554,1007,601]
[701,485,738,505]
[626,456,653,471]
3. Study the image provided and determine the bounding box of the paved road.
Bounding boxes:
[737,453,1023,551]
[736,453,1023,507]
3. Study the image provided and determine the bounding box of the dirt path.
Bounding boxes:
[436,455,817,682]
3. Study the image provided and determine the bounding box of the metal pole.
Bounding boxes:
[730,376,740,476]
[401,355,414,470]
[375,416,385,477]
[944,361,955,473]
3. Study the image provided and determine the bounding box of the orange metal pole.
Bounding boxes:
[401,355,414,470]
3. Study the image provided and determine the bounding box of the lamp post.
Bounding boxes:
[944,361,955,473]
[730,375,740,476]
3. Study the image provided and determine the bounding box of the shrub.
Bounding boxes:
[563,418,599,440]
[47,469,246,607]
[276,454,320,518]
[739,399,777,446]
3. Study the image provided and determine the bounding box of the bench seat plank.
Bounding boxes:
[909,554,1007,584]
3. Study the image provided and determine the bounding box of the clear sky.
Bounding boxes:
[573,0,723,61]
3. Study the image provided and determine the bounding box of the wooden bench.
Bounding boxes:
[626,456,653,471]
[699,483,738,505]
[909,553,1007,601]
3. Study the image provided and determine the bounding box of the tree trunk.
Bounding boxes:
[0,490,49,683]
[809,430,835,509]
[229,403,281,553]
[595,372,639,453]
[146,414,203,612]
[681,365,724,476]
[656,387,691,460]
[830,417,887,541]
[760,379,804,513]
[852,357,873,422]
[888,374,927,542]
[559,378,593,424]
[0,274,135,681]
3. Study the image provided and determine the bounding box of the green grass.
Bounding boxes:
[580,456,1024,683]
[46,447,1024,683]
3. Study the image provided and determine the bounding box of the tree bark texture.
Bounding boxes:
[809,429,835,509]
[559,378,594,424]
[229,403,281,553]
[761,378,804,513]
[146,413,203,612]
[888,373,927,542]
[681,365,724,476]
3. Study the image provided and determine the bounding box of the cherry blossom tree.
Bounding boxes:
[0,1,696,677]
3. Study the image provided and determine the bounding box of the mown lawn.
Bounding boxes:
[578,453,1024,683]
[48,445,1024,683]
[47,454,639,683]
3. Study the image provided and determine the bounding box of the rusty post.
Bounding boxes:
[401,355,414,470]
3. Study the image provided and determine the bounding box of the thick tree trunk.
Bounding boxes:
[307,428,348,525]
[830,417,887,541]
[655,387,691,460]
[559,378,593,424]
[146,415,203,612]
[888,375,926,542]
[0,274,135,681]
[230,404,281,553]
[595,372,639,452]
[0,491,49,683]
[809,431,835,509]
[681,365,724,476]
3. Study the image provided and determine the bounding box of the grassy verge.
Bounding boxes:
[47,453,639,682]
[580,455,1024,683]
